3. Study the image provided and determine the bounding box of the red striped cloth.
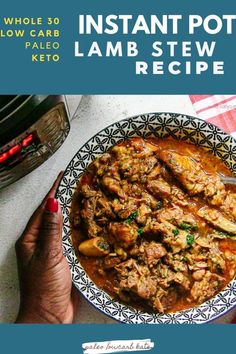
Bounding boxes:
[189,95,236,138]
[190,95,236,324]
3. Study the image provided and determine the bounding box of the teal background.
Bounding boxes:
[0,324,235,353]
[0,0,236,93]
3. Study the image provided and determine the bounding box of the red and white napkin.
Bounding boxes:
[189,95,236,138]
[190,94,236,324]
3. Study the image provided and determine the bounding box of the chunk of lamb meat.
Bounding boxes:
[108,222,138,248]
[153,288,178,313]
[195,237,213,248]
[129,241,146,257]
[158,150,206,195]
[111,198,137,219]
[147,178,188,206]
[192,269,206,281]
[147,178,171,198]
[159,164,173,183]
[128,138,159,157]
[163,230,191,254]
[140,191,158,210]
[93,153,112,176]
[143,241,167,268]
[80,184,102,199]
[112,138,158,159]
[148,164,161,179]
[111,145,133,159]
[119,156,138,180]
[129,183,143,198]
[186,245,209,269]
[119,156,157,182]
[144,219,190,253]
[190,271,225,303]
[164,253,188,273]
[136,204,152,225]
[80,198,102,238]
[157,205,196,228]
[222,192,236,221]
[158,151,226,205]
[150,286,178,313]
[95,197,116,221]
[103,255,121,269]
[171,185,189,206]
[197,207,236,235]
[102,176,126,199]
[204,175,226,206]
[115,259,157,300]
[173,272,191,291]
[153,263,175,289]
[207,242,226,273]
[152,287,168,313]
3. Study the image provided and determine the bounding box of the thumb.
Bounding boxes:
[39,198,63,257]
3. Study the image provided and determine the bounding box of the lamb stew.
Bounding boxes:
[71,138,236,313]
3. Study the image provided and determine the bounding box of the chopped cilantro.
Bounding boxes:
[180,223,198,232]
[186,234,195,246]
[125,211,138,224]
[191,225,198,232]
[180,222,191,230]
[138,228,144,236]
[98,241,109,251]
[130,211,138,219]
[156,201,163,210]
[172,228,179,236]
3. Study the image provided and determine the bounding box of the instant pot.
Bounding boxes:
[0,95,82,189]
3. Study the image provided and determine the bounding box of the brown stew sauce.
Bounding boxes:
[71,138,236,313]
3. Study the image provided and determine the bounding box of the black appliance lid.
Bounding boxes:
[0,95,64,147]
[0,95,31,122]
[0,96,17,110]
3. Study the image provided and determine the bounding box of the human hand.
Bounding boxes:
[231,314,236,324]
[15,172,78,324]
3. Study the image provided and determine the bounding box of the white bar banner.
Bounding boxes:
[82,339,155,354]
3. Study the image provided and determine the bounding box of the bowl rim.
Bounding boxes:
[56,111,236,324]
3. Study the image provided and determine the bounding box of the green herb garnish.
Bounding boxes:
[191,225,198,231]
[125,211,138,224]
[172,228,179,236]
[98,241,110,251]
[186,234,195,246]
[156,201,163,210]
[138,228,144,236]
[180,222,191,230]
[180,223,198,232]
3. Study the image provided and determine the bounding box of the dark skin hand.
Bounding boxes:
[15,172,78,324]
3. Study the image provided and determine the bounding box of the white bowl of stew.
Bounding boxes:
[57,112,236,324]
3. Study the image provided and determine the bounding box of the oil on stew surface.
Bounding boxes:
[71,138,236,313]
